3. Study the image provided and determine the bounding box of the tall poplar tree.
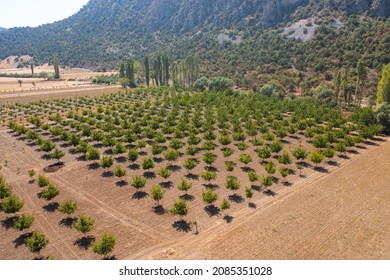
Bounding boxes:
[377,63,390,105]
[53,54,60,79]
[333,68,341,104]
[126,58,135,88]
[341,69,349,106]
[144,56,150,87]
[355,61,368,106]
[119,63,125,78]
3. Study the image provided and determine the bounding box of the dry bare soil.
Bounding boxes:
[0,123,389,259]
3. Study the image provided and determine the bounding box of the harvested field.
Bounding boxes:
[172,137,390,260]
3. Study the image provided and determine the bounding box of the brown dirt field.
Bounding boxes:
[0,85,122,103]
[166,137,390,260]
[0,119,389,260]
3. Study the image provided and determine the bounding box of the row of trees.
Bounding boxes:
[119,54,199,88]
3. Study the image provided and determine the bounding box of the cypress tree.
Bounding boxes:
[30,61,34,77]
[333,68,341,104]
[157,55,163,86]
[53,54,60,79]
[355,61,367,106]
[126,58,135,88]
[341,69,349,106]
[144,56,150,87]
[119,63,125,79]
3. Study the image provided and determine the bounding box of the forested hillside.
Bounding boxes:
[0,0,389,92]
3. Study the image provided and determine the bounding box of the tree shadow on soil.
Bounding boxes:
[128,164,140,171]
[42,202,59,212]
[59,217,77,228]
[74,236,96,250]
[143,172,156,179]
[263,189,277,197]
[185,173,199,180]
[153,205,166,215]
[338,154,350,159]
[153,157,164,163]
[116,180,128,188]
[1,216,18,230]
[228,194,244,203]
[248,202,256,209]
[355,144,367,150]
[87,162,100,170]
[172,220,192,232]
[180,194,195,201]
[204,183,219,190]
[205,166,218,172]
[289,135,301,140]
[13,232,32,248]
[314,166,329,173]
[102,255,117,260]
[204,205,220,217]
[167,165,182,172]
[160,181,173,189]
[282,181,293,187]
[76,155,87,161]
[241,166,254,173]
[132,191,148,200]
[297,161,312,168]
[223,215,234,223]
[102,171,114,178]
[115,156,127,163]
[251,185,261,192]
[327,161,340,167]
[40,154,51,161]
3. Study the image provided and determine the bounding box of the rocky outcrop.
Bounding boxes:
[328,0,390,17]
[75,0,310,33]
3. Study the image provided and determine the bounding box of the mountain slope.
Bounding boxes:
[0,0,388,94]
[0,0,388,68]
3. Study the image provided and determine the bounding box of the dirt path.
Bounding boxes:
[0,85,121,103]
[162,137,390,260]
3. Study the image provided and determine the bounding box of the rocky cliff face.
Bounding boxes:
[328,0,390,17]
[74,0,310,33]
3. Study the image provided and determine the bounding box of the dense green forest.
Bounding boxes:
[0,0,389,93]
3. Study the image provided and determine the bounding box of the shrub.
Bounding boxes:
[141,157,155,170]
[225,175,240,192]
[208,77,233,92]
[277,151,292,165]
[202,189,218,205]
[376,103,390,132]
[1,194,24,213]
[193,76,209,91]
[93,233,116,259]
[309,150,325,165]
[37,174,50,188]
[263,161,276,174]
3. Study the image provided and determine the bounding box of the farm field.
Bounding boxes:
[0,63,118,103]
[0,89,387,260]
